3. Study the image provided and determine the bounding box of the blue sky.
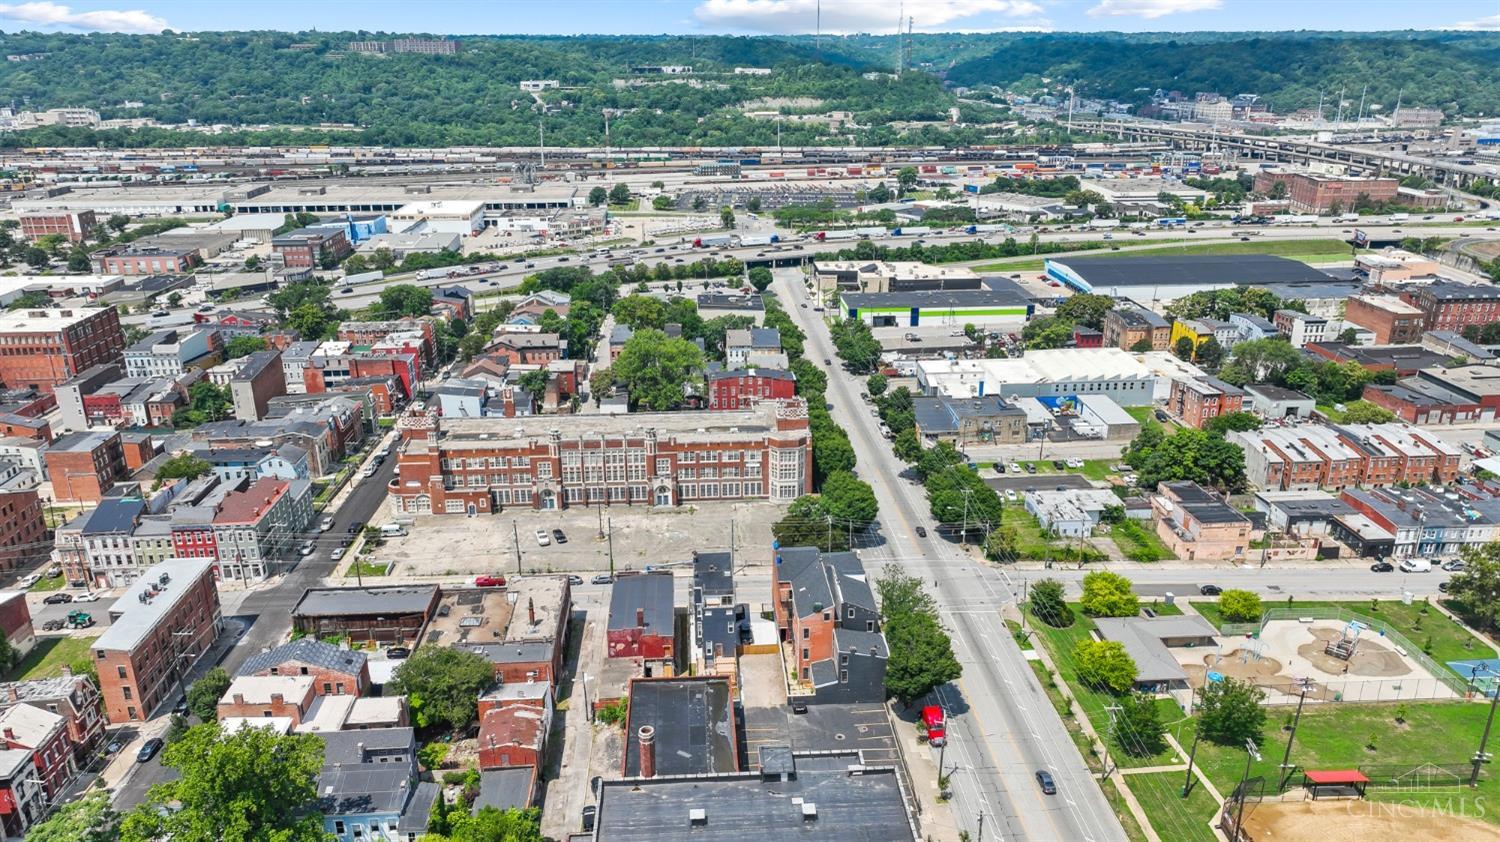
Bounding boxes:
[0,0,1497,36]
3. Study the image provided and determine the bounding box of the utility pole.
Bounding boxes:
[513,520,523,575]
[598,506,604,540]
[1102,703,1122,779]
[607,517,615,577]
[538,117,546,170]
[976,810,984,842]
[1277,678,1314,790]
[1471,666,1498,787]
[959,487,973,547]
[1182,722,1203,797]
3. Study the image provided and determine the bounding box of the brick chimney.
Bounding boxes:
[2,727,13,741]
[636,607,645,628]
[270,693,284,705]
[528,598,536,626]
[233,693,245,705]
[3,687,17,703]
[638,725,656,779]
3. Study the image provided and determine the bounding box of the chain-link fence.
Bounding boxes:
[1251,606,1472,697]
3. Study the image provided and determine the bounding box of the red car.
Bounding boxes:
[922,705,946,747]
[474,575,507,588]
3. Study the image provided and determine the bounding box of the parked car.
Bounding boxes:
[173,696,189,715]
[319,516,335,532]
[552,528,568,544]
[475,575,507,588]
[1005,489,1018,502]
[346,521,364,534]
[791,701,809,715]
[1199,584,1222,596]
[581,806,597,833]
[1370,560,1394,572]
[1438,580,1453,594]
[105,737,124,754]
[1441,559,1467,572]
[43,593,73,605]
[72,592,100,602]
[137,738,164,763]
[915,526,927,538]
[567,575,584,586]
[1024,463,1037,474]
[590,574,615,585]
[330,548,345,561]
[1035,770,1057,795]
[535,529,551,546]
[1009,462,1022,473]
[1051,459,1067,470]
[386,647,412,660]
[1399,558,1433,573]
[45,565,61,578]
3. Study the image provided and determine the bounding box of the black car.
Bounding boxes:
[386,647,412,660]
[581,806,597,833]
[1199,584,1222,596]
[1051,459,1067,470]
[1370,561,1395,573]
[1154,410,1170,422]
[347,521,364,534]
[173,696,190,715]
[915,526,928,538]
[1438,580,1452,594]
[137,737,164,763]
[42,593,73,605]
[552,528,568,544]
[1035,770,1057,795]
[824,358,832,365]
[791,701,809,714]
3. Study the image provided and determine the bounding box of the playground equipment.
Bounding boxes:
[1324,619,1367,661]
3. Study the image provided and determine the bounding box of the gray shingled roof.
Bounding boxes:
[237,638,368,679]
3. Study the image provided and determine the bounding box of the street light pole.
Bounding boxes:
[1233,739,1262,842]
[1471,666,1499,787]
[1277,679,1313,791]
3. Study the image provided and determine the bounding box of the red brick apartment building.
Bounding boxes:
[95,247,200,275]
[270,227,352,269]
[0,594,34,663]
[388,398,811,516]
[0,307,125,393]
[1343,295,1426,345]
[1168,377,1245,428]
[337,320,436,368]
[1251,170,1399,213]
[94,559,222,723]
[1231,423,1462,492]
[44,430,126,504]
[1102,304,1171,351]
[0,482,46,573]
[606,573,676,664]
[20,209,96,243]
[1400,283,1500,334]
[706,367,796,410]
[0,672,105,755]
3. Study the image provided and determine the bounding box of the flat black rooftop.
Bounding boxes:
[1053,254,1333,288]
[624,677,736,777]
[597,751,914,842]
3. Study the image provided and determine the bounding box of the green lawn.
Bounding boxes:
[1182,700,1498,822]
[1108,519,1176,562]
[7,636,97,681]
[29,574,66,592]
[1124,406,1156,425]
[972,238,1359,273]
[1026,606,1182,769]
[1126,771,1221,842]
[1002,502,1071,561]
[344,560,390,579]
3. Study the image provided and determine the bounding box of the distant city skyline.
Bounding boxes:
[0,0,1498,36]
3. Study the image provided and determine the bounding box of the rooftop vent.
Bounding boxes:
[801,802,818,821]
[689,808,707,826]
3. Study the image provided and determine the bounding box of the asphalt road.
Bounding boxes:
[774,268,1128,842]
[109,451,399,810]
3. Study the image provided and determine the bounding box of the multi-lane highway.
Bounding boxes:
[773,266,1128,842]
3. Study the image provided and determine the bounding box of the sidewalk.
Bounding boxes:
[886,700,960,841]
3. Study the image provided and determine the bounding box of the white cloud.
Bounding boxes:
[1086,0,1221,19]
[0,1,169,33]
[694,0,1044,35]
[1450,12,1500,30]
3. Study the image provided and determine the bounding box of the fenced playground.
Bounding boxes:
[1184,607,1474,705]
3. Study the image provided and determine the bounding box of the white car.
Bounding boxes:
[72,592,100,603]
[318,516,334,532]
[1005,489,1018,502]
[535,530,551,547]
[331,548,346,561]
[299,541,316,557]
[1066,458,1083,469]
[1009,462,1022,473]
